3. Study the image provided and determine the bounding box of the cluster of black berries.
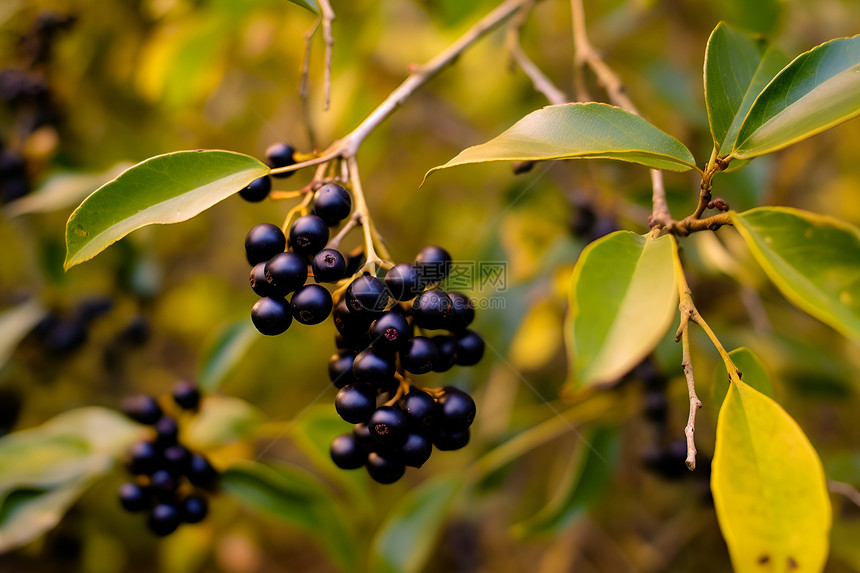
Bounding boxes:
[244,179,352,334]
[117,382,219,536]
[237,142,297,203]
[327,246,484,484]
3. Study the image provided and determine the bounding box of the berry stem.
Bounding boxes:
[327,211,361,250]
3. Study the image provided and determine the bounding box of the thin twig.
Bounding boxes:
[507,1,568,105]
[327,211,360,250]
[299,18,321,148]
[679,318,702,470]
[317,0,335,111]
[829,480,860,509]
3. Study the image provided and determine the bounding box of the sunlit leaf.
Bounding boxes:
[731,35,860,159]
[64,150,269,270]
[0,407,145,552]
[704,22,787,155]
[184,395,264,451]
[424,103,697,183]
[512,427,618,538]
[712,347,775,408]
[221,461,357,572]
[712,380,831,573]
[565,231,679,390]
[287,0,319,14]
[197,320,258,393]
[731,207,860,341]
[0,299,46,370]
[370,477,463,573]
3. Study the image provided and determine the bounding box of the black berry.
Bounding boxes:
[172,381,200,410]
[454,330,484,366]
[352,349,395,383]
[365,452,405,484]
[127,440,160,475]
[245,223,286,266]
[436,387,476,433]
[312,248,347,283]
[313,183,352,225]
[180,495,208,524]
[398,433,433,467]
[162,445,191,474]
[330,433,367,469]
[291,284,333,325]
[150,469,178,500]
[328,351,356,389]
[400,336,438,374]
[384,263,423,301]
[289,215,329,258]
[266,143,296,178]
[251,297,292,335]
[335,383,377,424]
[187,453,219,490]
[432,428,470,451]
[398,390,436,430]
[368,406,410,446]
[154,417,179,447]
[346,275,389,314]
[369,311,411,352]
[119,482,150,512]
[353,423,376,451]
[333,298,374,339]
[431,336,458,372]
[265,252,308,295]
[239,175,271,202]
[412,290,454,330]
[249,262,275,297]
[447,292,475,331]
[120,394,162,425]
[147,503,181,536]
[415,245,452,285]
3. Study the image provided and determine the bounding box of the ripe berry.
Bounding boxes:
[335,383,377,424]
[447,292,475,331]
[384,263,423,301]
[432,428,470,451]
[312,248,346,283]
[264,252,308,295]
[154,417,179,447]
[415,245,452,285]
[436,387,476,433]
[345,275,389,314]
[353,423,376,451]
[127,440,160,475]
[265,143,296,178]
[368,406,409,446]
[249,262,275,297]
[289,215,329,258]
[431,336,458,372]
[333,298,374,338]
[147,503,181,536]
[352,349,395,383]
[150,469,178,499]
[328,351,356,389]
[251,297,292,335]
[412,290,454,330]
[180,495,208,524]
[398,390,436,430]
[365,452,405,484]
[313,183,352,225]
[454,330,484,366]
[329,433,367,469]
[290,284,333,325]
[162,445,191,474]
[187,453,219,490]
[172,381,200,410]
[239,175,271,202]
[119,483,150,512]
[369,311,410,352]
[400,336,438,374]
[120,394,162,425]
[397,433,433,468]
[245,224,286,266]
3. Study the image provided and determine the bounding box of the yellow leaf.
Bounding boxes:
[509,300,563,371]
[712,380,831,572]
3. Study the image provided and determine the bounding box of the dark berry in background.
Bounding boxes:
[366,452,405,484]
[453,330,484,366]
[447,292,475,331]
[245,223,286,265]
[436,387,476,433]
[147,504,181,536]
[172,381,200,410]
[330,433,367,469]
[187,453,219,490]
[335,383,377,424]
[328,351,356,389]
[181,495,208,524]
[118,483,149,513]
[120,395,162,425]
[239,175,271,202]
[266,143,296,178]
[313,183,352,225]
[400,337,437,374]
[431,336,458,372]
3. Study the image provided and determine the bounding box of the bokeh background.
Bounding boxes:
[2,0,860,571]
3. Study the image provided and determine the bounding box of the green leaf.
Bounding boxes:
[183,395,264,451]
[712,380,831,573]
[64,150,269,270]
[512,426,618,538]
[0,299,46,371]
[565,231,680,390]
[704,23,788,155]
[287,0,319,14]
[712,347,775,409]
[730,207,860,341]
[221,461,357,572]
[0,407,145,552]
[197,320,258,393]
[424,103,697,182]
[732,34,860,159]
[370,476,463,573]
